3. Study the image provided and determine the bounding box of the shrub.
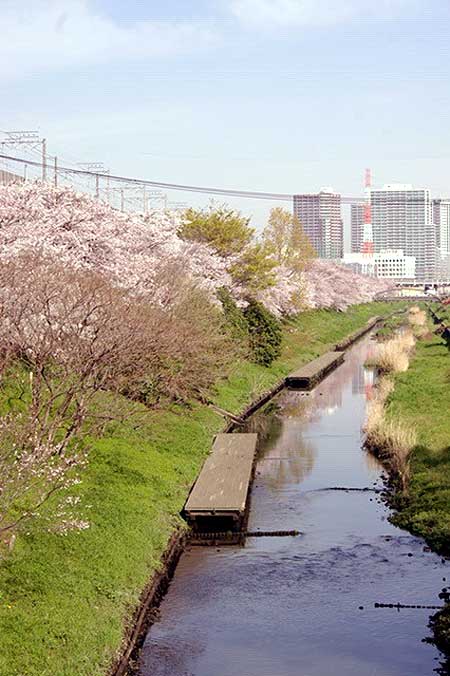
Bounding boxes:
[217,289,283,366]
[216,287,249,343]
[243,299,282,366]
[365,378,394,435]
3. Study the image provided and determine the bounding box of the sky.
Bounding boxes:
[1,0,450,244]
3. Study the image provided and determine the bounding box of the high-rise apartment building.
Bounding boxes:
[371,184,437,282]
[433,198,450,282]
[350,204,364,253]
[293,189,343,259]
[432,198,450,254]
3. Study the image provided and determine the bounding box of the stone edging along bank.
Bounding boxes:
[110,313,391,676]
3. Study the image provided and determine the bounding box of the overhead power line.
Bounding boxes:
[0,152,365,204]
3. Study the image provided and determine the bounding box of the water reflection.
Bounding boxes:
[137,334,447,676]
[244,399,316,489]
[245,338,378,490]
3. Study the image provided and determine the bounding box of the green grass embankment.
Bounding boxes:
[0,301,404,676]
[382,319,450,667]
[384,334,450,554]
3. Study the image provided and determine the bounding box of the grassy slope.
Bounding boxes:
[384,324,450,665]
[0,301,404,676]
[385,334,450,554]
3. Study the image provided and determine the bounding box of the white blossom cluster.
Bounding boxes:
[257,260,392,316]
[301,259,393,312]
[0,182,392,315]
[0,182,231,303]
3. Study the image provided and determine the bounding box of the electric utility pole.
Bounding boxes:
[77,162,109,199]
[0,130,45,181]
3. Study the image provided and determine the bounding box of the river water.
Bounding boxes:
[137,334,447,676]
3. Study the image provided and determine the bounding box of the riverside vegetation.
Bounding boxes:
[0,180,400,676]
[364,320,418,491]
[364,305,449,548]
[0,292,403,676]
[364,305,450,668]
[0,183,394,549]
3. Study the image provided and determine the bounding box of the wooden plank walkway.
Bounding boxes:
[184,433,258,530]
[285,351,345,390]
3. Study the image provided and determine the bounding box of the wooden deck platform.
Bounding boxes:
[285,351,345,390]
[184,433,258,533]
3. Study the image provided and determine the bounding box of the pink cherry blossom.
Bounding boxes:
[0,181,392,316]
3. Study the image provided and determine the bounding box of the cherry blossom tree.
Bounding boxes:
[0,182,393,547]
[0,253,235,547]
[0,181,393,317]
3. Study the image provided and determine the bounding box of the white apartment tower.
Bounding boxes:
[371,184,437,282]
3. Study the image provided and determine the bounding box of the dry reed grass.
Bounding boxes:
[414,324,429,339]
[408,306,427,327]
[367,331,415,373]
[365,379,394,434]
[365,377,416,491]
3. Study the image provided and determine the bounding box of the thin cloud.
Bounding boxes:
[0,0,422,83]
[0,0,219,81]
[228,0,416,28]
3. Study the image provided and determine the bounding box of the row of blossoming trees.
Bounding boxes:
[0,182,391,547]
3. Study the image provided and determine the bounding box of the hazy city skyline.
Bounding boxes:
[2,0,450,235]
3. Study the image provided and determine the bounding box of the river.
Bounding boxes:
[137,334,447,676]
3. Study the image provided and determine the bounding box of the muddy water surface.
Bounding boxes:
[138,336,447,676]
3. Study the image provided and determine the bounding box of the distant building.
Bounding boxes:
[341,252,375,277]
[341,249,416,281]
[433,198,450,254]
[350,204,365,253]
[432,199,450,282]
[436,252,450,282]
[0,169,24,185]
[293,189,343,259]
[374,249,416,280]
[371,184,437,283]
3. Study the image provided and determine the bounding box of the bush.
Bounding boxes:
[217,289,283,366]
[216,287,248,342]
[243,299,282,366]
